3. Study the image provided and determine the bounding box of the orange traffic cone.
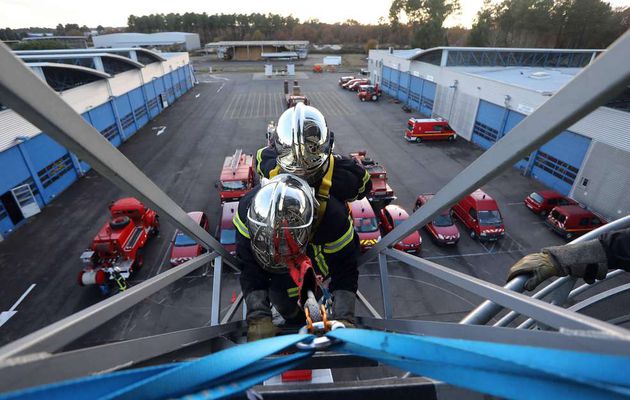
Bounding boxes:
[231,291,237,303]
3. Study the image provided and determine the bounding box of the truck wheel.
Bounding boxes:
[110,216,130,230]
[416,137,422,143]
[539,210,548,217]
[151,216,160,237]
[360,97,366,102]
[372,95,378,101]
[448,135,455,142]
[565,232,573,240]
[134,248,145,271]
[470,230,477,239]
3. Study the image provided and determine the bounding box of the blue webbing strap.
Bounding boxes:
[328,329,630,400]
[0,334,313,400]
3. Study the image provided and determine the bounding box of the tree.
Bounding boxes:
[12,40,70,50]
[364,38,378,53]
[389,0,460,48]
[468,0,494,46]
[251,29,264,40]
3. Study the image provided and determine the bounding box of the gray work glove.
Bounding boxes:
[507,239,608,291]
[332,290,356,326]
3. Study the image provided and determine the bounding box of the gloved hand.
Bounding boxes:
[247,317,280,342]
[507,239,609,291]
[332,290,356,325]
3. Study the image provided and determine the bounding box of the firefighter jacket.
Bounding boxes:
[600,227,630,270]
[255,146,372,204]
[233,185,360,300]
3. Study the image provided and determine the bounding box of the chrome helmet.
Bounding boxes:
[247,174,316,273]
[274,102,332,184]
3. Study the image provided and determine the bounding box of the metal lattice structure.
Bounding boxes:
[1,30,630,397]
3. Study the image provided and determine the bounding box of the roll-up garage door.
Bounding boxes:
[471,100,504,149]
[530,131,590,195]
[409,76,423,110]
[382,66,394,96]
[390,69,400,97]
[420,80,436,116]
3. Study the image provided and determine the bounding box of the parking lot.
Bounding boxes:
[1,70,625,348]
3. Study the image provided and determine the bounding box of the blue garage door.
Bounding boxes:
[144,83,160,118]
[129,87,149,130]
[409,76,423,110]
[420,80,436,116]
[115,94,137,138]
[530,131,590,195]
[398,72,410,103]
[88,102,121,147]
[390,69,400,97]
[471,100,504,149]
[382,66,394,96]
[502,110,530,170]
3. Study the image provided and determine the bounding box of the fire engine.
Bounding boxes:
[350,151,396,206]
[78,198,159,295]
[218,149,255,203]
[357,84,381,102]
[284,80,310,108]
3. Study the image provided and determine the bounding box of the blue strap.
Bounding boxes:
[327,329,630,400]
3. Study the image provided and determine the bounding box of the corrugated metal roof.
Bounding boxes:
[0,110,41,152]
[569,107,630,153]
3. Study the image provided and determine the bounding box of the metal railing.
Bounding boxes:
[1,30,630,394]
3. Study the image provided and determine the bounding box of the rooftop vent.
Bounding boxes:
[529,71,551,80]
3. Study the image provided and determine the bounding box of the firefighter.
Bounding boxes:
[233,174,359,342]
[255,103,372,207]
[507,227,630,291]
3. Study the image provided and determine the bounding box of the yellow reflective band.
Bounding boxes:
[324,218,354,254]
[256,148,265,177]
[269,165,281,178]
[358,170,370,195]
[360,239,378,246]
[232,213,250,239]
[313,155,334,235]
[310,244,329,276]
[287,287,299,298]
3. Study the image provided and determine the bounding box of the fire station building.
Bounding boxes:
[368,47,630,221]
[0,48,194,238]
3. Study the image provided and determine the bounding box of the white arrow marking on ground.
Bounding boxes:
[0,284,36,328]
[217,83,225,93]
[152,126,167,136]
[195,93,200,98]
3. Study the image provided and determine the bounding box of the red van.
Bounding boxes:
[452,189,505,241]
[404,118,457,142]
[524,190,577,217]
[546,205,606,240]
[349,198,381,252]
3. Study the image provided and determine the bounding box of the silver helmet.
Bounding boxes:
[274,102,332,184]
[247,174,316,273]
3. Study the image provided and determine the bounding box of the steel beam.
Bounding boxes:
[221,291,244,325]
[459,276,526,326]
[360,31,630,264]
[569,269,625,299]
[378,253,393,319]
[568,283,630,313]
[0,43,238,269]
[359,317,630,356]
[0,252,216,360]
[385,248,630,337]
[210,256,223,326]
[356,290,382,319]
[0,321,244,392]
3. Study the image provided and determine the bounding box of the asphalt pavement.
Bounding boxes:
[1,70,627,349]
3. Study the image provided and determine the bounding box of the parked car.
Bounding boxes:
[404,117,457,142]
[338,76,355,86]
[218,149,255,203]
[217,201,238,255]
[379,204,421,254]
[546,205,606,240]
[170,211,209,266]
[343,78,369,91]
[414,194,460,245]
[524,190,577,217]
[452,189,505,241]
[349,197,381,252]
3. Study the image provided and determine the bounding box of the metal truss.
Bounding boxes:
[0,31,630,396]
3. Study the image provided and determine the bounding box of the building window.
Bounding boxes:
[533,151,580,185]
[0,202,7,221]
[120,113,135,130]
[100,123,119,141]
[134,105,147,120]
[473,121,500,143]
[16,177,40,197]
[37,154,74,188]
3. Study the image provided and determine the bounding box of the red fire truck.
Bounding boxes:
[78,198,159,295]
[218,149,255,203]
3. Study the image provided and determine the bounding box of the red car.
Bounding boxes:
[524,190,577,217]
[414,194,460,245]
[218,201,238,255]
[170,211,209,266]
[452,189,505,241]
[379,204,421,254]
[349,198,381,252]
[338,75,355,86]
[546,205,606,240]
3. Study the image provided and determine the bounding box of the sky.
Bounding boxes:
[1,0,629,29]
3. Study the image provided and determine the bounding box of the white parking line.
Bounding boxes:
[8,284,36,311]
[217,83,225,93]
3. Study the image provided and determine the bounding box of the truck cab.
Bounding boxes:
[350,151,395,206]
[349,198,381,252]
[452,189,505,241]
[357,84,381,102]
[405,118,457,142]
[219,149,254,203]
[217,201,238,255]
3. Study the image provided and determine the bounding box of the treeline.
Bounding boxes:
[127,13,412,47]
[469,0,630,48]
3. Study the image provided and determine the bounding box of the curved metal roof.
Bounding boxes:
[26,62,112,79]
[14,48,167,62]
[18,53,144,69]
